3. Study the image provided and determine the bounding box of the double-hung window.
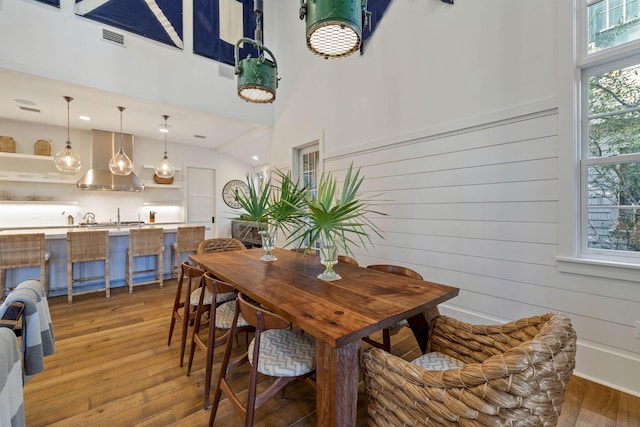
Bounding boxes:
[579,0,640,263]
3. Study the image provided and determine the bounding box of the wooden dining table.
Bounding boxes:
[190,247,459,427]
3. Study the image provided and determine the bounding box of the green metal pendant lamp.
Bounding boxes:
[300,0,370,59]
[235,0,278,103]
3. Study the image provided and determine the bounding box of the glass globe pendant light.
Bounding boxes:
[109,106,134,176]
[54,96,82,173]
[154,114,175,179]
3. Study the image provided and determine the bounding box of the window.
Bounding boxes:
[580,0,640,262]
[296,143,320,248]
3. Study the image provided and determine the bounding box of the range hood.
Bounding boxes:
[77,129,144,191]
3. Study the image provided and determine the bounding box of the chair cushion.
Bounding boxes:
[190,288,236,306]
[215,300,249,329]
[411,351,466,371]
[248,329,316,377]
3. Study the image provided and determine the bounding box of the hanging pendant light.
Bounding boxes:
[109,106,134,176]
[299,0,370,59]
[234,0,278,103]
[154,114,175,179]
[54,96,82,173]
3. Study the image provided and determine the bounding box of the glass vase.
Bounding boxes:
[259,230,277,261]
[318,240,341,281]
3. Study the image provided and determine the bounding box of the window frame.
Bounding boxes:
[577,0,640,265]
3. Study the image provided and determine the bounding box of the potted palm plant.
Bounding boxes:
[290,163,385,280]
[233,170,307,261]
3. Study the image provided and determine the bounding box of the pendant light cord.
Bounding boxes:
[163,114,169,157]
[118,106,125,151]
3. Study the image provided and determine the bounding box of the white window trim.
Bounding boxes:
[560,0,640,282]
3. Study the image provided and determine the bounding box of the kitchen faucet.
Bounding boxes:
[82,212,95,224]
[117,208,121,229]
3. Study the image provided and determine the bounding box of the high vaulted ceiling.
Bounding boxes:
[0,68,271,167]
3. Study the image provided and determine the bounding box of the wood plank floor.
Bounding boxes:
[21,280,640,426]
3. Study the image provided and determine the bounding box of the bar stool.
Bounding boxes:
[126,228,164,294]
[0,233,50,299]
[170,226,205,278]
[66,230,110,304]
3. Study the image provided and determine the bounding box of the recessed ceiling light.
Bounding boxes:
[14,98,36,106]
[160,128,169,133]
[79,115,91,121]
[252,155,259,161]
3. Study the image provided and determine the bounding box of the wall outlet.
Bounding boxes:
[636,321,640,339]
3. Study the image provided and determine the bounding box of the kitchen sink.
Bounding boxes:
[79,221,145,228]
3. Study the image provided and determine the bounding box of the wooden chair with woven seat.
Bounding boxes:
[186,272,253,409]
[126,228,164,294]
[361,312,577,426]
[66,230,110,304]
[338,254,359,266]
[171,225,205,278]
[196,237,246,255]
[363,264,427,352]
[0,233,50,299]
[209,293,316,427]
[167,262,206,367]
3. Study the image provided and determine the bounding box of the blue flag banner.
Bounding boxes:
[362,0,392,52]
[35,0,60,6]
[193,0,258,67]
[75,0,183,49]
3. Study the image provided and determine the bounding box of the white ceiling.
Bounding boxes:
[0,68,271,167]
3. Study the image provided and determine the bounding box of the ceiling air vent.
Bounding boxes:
[19,106,40,113]
[102,28,125,46]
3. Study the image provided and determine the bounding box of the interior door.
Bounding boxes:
[187,167,215,238]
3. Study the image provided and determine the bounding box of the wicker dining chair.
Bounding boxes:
[196,237,246,254]
[361,312,577,427]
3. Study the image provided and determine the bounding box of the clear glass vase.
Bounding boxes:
[259,230,277,261]
[318,240,341,281]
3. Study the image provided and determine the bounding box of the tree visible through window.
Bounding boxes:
[582,0,640,258]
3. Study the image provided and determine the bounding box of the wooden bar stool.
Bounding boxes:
[126,228,164,294]
[66,230,110,304]
[170,226,205,278]
[0,233,49,299]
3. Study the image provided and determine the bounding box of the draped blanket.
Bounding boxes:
[0,328,25,427]
[0,280,55,378]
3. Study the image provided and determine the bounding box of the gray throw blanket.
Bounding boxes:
[0,280,55,378]
[0,327,25,427]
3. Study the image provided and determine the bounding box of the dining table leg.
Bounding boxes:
[406,306,440,353]
[315,339,360,426]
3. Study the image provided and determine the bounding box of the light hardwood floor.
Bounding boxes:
[21,280,640,426]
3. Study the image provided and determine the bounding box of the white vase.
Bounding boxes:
[259,230,277,261]
[318,240,341,281]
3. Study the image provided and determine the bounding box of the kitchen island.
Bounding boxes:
[0,223,185,297]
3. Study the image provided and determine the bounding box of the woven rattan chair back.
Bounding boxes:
[362,313,577,426]
[171,226,205,278]
[363,264,425,352]
[66,230,110,304]
[196,238,246,254]
[0,233,48,299]
[126,228,164,294]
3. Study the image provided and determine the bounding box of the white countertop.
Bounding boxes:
[0,223,184,239]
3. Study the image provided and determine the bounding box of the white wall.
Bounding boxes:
[270,0,640,396]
